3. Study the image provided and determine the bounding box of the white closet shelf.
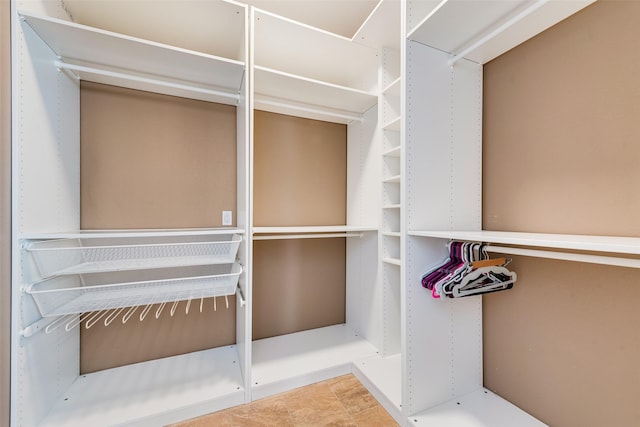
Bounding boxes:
[383,175,401,184]
[40,346,245,427]
[408,230,640,255]
[407,0,595,65]
[382,145,401,157]
[410,388,546,427]
[353,354,402,424]
[27,263,242,317]
[24,233,242,278]
[383,232,401,237]
[383,204,401,210]
[19,11,245,103]
[251,324,378,400]
[352,0,401,51]
[383,77,401,97]
[253,226,377,234]
[383,116,401,132]
[253,8,379,92]
[383,257,402,266]
[254,66,377,120]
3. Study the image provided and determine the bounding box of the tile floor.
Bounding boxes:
[170,374,399,427]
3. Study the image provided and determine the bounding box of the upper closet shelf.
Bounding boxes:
[407,0,596,65]
[254,66,377,124]
[409,230,640,256]
[19,11,245,104]
[352,0,401,51]
[253,8,379,93]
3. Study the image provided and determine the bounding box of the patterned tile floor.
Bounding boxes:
[170,374,399,427]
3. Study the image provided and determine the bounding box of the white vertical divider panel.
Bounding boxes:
[381,47,401,357]
[403,38,483,416]
[235,3,250,402]
[12,1,80,424]
[346,105,382,349]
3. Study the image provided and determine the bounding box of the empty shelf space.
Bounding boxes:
[24,234,242,278]
[27,263,242,317]
[382,145,401,157]
[410,388,546,427]
[353,353,402,423]
[383,257,402,266]
[40,346,245,427]
[383,116,401,131]
[254,66,378,120]
[19,11,245,103]
[253,9,379,92]
[383,76,401,97]
[252,324,378,400]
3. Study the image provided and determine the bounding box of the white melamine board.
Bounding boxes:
[236,78,251,397]
[383,146,401,157]
[405,41,450,230]
[19,12,245,94]
[40,346,244,427]
[253,9,379,91]
[384,76,401,97]
[405,236,482,415]
[17,19,79,234]
[383,116,401,131]
[353,0,401,51]
[406,0,441,37]
[383,257,401,266]
[22,228,245,240]
[353,354,402,422]
[346,232,383,350]
[450,58,482,230]
[63,0,246,61]
[62,64,240,106]
[408,230,640,255]
[253,226,377,234]
[17,323,79,426]
[410,388,547,427]
[408,0,596,64]
[382,262,402,355]
[347,106,380,227]
[251,325,378,399]
[254,66,377,115]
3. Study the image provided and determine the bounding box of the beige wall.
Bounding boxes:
[253,111,347,339]
[80,82,238,372]
[81,82,237,229]
[1,0,11,424]
[253,110,346,227]
[483,1,640,426]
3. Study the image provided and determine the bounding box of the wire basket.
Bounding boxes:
[26,263,242,317]
[25,234,242,278]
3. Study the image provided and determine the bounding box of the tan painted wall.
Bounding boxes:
[483,1,640,425]
[253,111,347,339]
[79,82,238,372]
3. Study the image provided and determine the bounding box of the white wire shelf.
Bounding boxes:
[26,264,242,317]
[24,234,242,278]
